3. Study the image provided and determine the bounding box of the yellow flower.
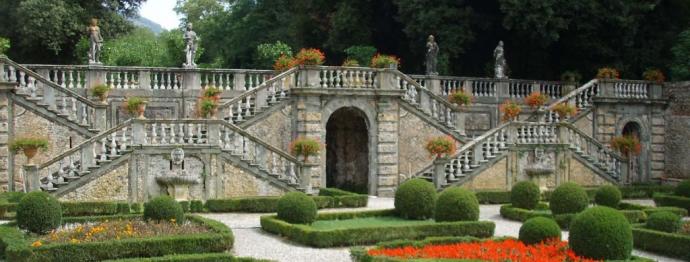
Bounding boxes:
[170,218,176,224]
[70,238,80,244]
[31,240,42,247]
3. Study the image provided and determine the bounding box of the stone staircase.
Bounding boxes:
[1,56,106,137]
[33,119,309,196]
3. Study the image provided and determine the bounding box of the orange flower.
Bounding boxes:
[31,240,42,248]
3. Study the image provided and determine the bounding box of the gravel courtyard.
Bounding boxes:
[200,197,684,262]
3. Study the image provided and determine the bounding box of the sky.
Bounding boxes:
[139,0,183,30]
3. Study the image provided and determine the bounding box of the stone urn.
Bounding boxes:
[23,147,38,165]
[136,103,147,119]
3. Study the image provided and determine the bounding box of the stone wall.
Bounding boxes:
[664,82,690,178]
[0,87,11,191]
[219,162,286,197]
[60,164,129,201]
[246,106,293,152]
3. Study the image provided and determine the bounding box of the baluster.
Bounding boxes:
[99,138,108,161]
[245,96,252,117]
[120,126,128,150]
[151,123,158,144]
[110,132,118,156]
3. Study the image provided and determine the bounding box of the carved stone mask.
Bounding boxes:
[171,148,185,165]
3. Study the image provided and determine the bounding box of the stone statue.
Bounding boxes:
[87,18,104,65]
[425,35,439,75]
[493,41,508,79]
[171,148,185,166]
[183,23,198,68]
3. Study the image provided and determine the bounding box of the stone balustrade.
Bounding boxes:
[396,72,457,129]
[410,75,570,101]
[0,56,108,131]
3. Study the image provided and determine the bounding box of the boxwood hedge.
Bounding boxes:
[632,226,690,260]
[654,193,690,213]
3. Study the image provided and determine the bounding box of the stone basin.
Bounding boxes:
[524,167,554,176]
[155,175,200,185]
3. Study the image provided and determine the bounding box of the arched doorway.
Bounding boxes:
[326,107,369,194]
[621,122,643,183]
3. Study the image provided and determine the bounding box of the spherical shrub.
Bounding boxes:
[569,206,633,260]
[675,180,690,198]
[511,181,540,210]
[394,178,436,220]
[646,211,682,233]
[277,192,317,224]
[16,191,62,234]
[594,185,622,208]
[435,187,479,222]
[144,196,185,223]
[519,217,561,245]
[549,182,589,215]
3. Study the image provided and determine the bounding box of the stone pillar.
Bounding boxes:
[233,73,246,91]
[598,80,615,98]
[496,80,509,101]
[454,109,467,136]
[378,70,396,90]
[0,83,11,191]
[138,71,151,89]
[94,105,108,130]
[428,77,441,94]
[182,70,199,90]
[131,119,146,145]
[295,96,323,190]
[376,98,399,197]
[650,83,663,99]
[207,121,220,146]
[300,163,317,194]
[85,66,106,88]
[23,165,39,192]
[298,67,320,88]
[432,158,446,189]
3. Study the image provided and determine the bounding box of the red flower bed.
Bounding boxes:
[368,239,600,262]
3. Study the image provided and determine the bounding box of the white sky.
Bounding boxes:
[139,0,183,30]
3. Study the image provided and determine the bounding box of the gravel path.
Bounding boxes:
[201,197,684,262]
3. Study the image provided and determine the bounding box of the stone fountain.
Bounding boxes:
[524,148,555,191]
[155,148,200,201]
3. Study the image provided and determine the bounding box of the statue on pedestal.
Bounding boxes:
[425,35,439,75]
[87,18,103,65]
[183,23,198,68]
[493,41,508,79]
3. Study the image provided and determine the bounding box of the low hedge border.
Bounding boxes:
[619,202,688,217]
[475,190,511,204]
[260,209,495,247]
[206,194,367,213]
[0,214,234,262]
[500,204,646,229]
[350,236,654,262]
[619,185,674,199]
[654,194,690,213]
[103,253,271,262]
[632,225,690,260]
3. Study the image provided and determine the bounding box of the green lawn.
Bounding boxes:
[309,216,436,230]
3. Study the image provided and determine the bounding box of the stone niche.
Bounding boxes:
[517,147,557,191]
[147,153,205,200]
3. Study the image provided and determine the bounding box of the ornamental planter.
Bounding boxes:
[136,103,147,119]
[23,147,38,165]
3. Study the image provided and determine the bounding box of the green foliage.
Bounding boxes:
[143,196,185,223]
[675,180,690,198]
[646,211,682,233]
[475,190,512,204]
[448,91,472,107]
[1,215,234,262]
[197,97,218,118]
[9,136,48,152]
[500,204,552,222]
[569,206,633,260]
[117,203,130,214]
[130,202,143,213]
[370,54,400,68]
[0,192,26,203]
[632,226,690,260]
[205,194,367,213]
[61,201,118,216]
[344,45,376,67]
[643,206,687,217]
[553,213,577,229]
[394,178,436,220]
[560,70,581,83]
[519,217,561,245]
[618,209,648,224]
[179,201,190,213]
[123,96,146,115]
[260,209,495,247]
[654,193,690,213]
[595,185,622,208]
[102,253,268,262]
[0,37,9,55]
[101,28,192,67]
[90,84,111,100]
[434,187,479,222]
[425,136,456,157]
[255,41,293,69]
[549,182,589,215]
[511,181,540,210]
[190,200,204,212]
[294,48,325,65]
[619,184,675,199]
[277,192,317,224]
[16,191,62,234]
[289,137,321,159]
[671,29,690,80]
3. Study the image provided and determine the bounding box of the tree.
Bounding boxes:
[671,29,690,80]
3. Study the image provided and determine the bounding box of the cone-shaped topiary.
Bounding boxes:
[395,178,436,220]
[594,185,622,208]
[569,206,633,260]
[549,182,589,215]
[675,180,690,198]
[277,192,317,224]
[519,217,561,245]
[16,191,62,234]
[435,187,479,222]
[646,211,682,233]
[511,181,540,210]
[144,196,185,223]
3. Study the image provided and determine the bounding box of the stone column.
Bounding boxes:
[207,121,220,146]
[454,109,467,136]
[298,66,320,88]
[94,104,108,131]
[131,119,146,145]
[495,80,509,102]
[233,73,246,91]
[376,98,399,197]
[23,165,39,192]
[378,69,396,90]
[295,95,323,190]
[299,163,317,194]
[427,77,441,95]
[85,65,106,88]
[598,80,615,98]
[432,158,446,189]
[138,71,151,89]
[182,70,200,90]
[0,82,11,191]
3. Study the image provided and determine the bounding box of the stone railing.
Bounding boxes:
[218,67,298,124]
[0,56,107,131]
[410,75,570,100]
[597,79,663,100]
[418,121,625,188]
[395,72,457,129]
[32,120,133,191]
[24,64,274,90]
[312,66,379,88]
[540,79,599,122]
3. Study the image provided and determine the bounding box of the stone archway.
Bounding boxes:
[326,107,369,194]
[621,121,645,183]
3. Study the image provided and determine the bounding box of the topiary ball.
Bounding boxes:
[143,196,185,223]
[594,185,622,208]
[277,192,317,224]
[675,180,690,198]
[394,178,436,220]
[435,187,479,222]
[549,182,589,215]
[569,206,633,260]
[519,217,561,245]
[511,181,540,210]
[16,191,62,234]
[646,211,682,233]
